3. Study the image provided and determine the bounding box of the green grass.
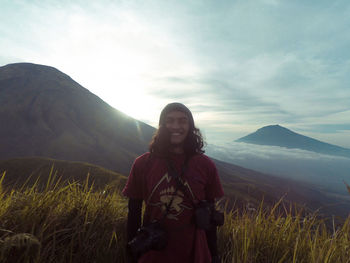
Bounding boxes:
[0,172,349,263]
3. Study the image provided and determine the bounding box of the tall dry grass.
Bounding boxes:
[0,171,127,262]
[0,171,349,262]
[218,200,350,263]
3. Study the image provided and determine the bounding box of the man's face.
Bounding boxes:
[165,111,190,146]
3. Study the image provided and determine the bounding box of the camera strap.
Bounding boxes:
[167,158,201,207]
[158,157,190,222]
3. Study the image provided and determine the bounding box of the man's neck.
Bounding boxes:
[170,145,184,154]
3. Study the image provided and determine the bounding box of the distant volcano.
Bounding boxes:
[236,125,350,158]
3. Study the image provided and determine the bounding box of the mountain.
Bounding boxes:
[0,63,155,174]
[236,125,350,158]
[1,62,348,218]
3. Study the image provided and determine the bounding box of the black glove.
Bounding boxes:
[126,199,142,263]
[126,245,138,263]
[212,255,221,263]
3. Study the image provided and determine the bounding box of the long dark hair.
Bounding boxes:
[149,103,205,157]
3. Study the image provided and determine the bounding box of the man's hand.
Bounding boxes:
[212,255,221,263]
[126,198,142,263]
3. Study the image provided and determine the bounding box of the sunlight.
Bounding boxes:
[38,9,195,127]
[38,10,164,125]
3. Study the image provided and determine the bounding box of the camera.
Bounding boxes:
[195,201,224,230]
[127,221,168,258]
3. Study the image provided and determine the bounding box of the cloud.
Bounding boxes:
[207,142,350,161]
[1,0,349,147]
[139,0,350,144]
[206,142,350,194]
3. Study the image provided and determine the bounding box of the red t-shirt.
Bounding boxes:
[122,152,224,263]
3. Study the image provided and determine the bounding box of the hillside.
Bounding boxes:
[213,158,350,218]
[0,157,127,190]
[236,125,350,158]
[1,156,348,218]
[0,63,155,174]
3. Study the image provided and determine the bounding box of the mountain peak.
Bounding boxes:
[0,62,87,94]
[257,124,285,131]
[236,125,350,158]
[260,124,281,129]
[0,62,70,81]
[255,124,296,135]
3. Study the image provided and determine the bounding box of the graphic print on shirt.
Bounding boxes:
[147,172,195,220]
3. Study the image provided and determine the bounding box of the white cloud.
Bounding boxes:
[206,142,350,194]
[207,142,349,161]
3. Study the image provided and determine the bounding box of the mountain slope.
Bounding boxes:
[0,63,155,174]
[2,156,348,218]
[236,125,350,158]
[0,157,127,190]
[213,158,350,218]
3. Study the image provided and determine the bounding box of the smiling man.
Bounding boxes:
[123,102,224,263]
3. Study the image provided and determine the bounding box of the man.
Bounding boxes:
[123,102,224,263]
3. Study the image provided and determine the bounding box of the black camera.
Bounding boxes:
[127,221,168,259]
[195,201,224,230]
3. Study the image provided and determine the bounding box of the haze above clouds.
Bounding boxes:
[206,142,350,194]
[1,0,349,147]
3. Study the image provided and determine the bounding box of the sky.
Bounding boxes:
[1,0,350,147]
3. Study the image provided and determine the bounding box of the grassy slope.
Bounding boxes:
[0,158,350,262]
[0,178,128,263]
[0,157,127,191]
[0,176,349,263]
[2,156,349,219]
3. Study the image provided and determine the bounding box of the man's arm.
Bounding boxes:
[206,225,219,253]
[126,198,143,263]
[204,157,224,262]
[206,199,221,263]
[126,198,143,242]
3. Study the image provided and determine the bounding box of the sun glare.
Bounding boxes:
[31,7,197,129]
[40,10,166,126]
